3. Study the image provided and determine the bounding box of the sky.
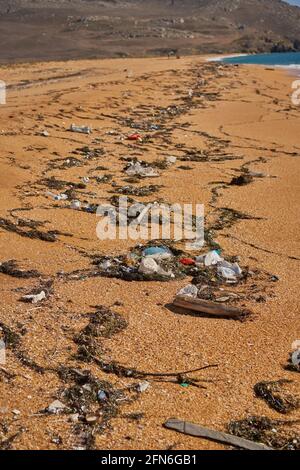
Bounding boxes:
[286,0,300,5]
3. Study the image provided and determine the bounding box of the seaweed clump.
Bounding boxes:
[74,306,128,363]
[0,260,41,278]
[56,367,134,450]
[254,380,300,414]
[228,415,300,450]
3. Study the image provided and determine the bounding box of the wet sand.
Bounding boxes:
[0,56,299,450]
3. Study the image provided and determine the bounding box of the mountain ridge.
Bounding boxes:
[0,0,300,62]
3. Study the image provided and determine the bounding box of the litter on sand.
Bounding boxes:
[21,290,46,304]
[127,133,142,141]
[69,124,92,135]
[292,350,300,368]
[125,161,159,178]
[177,284,198,298]
[142,246,172,259]
[46,400,68,415]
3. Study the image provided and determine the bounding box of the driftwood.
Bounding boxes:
[164,418,272,451]
[173,295,250,319]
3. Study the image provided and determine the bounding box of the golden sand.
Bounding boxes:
[0,57,299,449]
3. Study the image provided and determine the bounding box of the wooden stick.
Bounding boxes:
[164,418,272,451]
[173,295,250,318]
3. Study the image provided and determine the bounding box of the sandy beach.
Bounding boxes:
[0,56,299,450]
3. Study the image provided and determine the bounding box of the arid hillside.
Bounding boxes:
[0,0,300,62]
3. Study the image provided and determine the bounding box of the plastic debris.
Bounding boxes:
[127,133,142,141]
[47,400,67,415]
[136,381,150,393]
[217,261,242,283]
[69,124,92,135]
[292,350,300,368]
[70,200,81,210]
[142,246,172,260]
[97,390,108,402]
[46,191,68,201]
[138,257,173,278]
[41,130,49,137]
[21,290,46,304]
[177,284,198,298]
[196,250,224,267]
[126,162,159,178]
[85,415,98,424]
[166,156,177,165]
[99,260,112,271]
[179,258,195,266]
[138,258,159,275]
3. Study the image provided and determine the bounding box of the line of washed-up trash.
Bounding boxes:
[91,244,275,311]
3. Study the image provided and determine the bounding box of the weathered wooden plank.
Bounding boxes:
[164,418,272,450]
[173,295,250,318]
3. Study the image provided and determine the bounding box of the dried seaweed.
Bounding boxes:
[228,415,300,450]
[74,306,128,363]
[56,367,135,449]
[0,321,44,373]
[210,207,263,232]
[254,380,300,414]
[230,174,254,186]
[0,260,41,278]
[0,217,57,242]
[114,185,161,197]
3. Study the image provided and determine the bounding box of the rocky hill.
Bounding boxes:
[0,0,300,62]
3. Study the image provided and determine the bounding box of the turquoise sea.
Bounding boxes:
[221,52,300,73]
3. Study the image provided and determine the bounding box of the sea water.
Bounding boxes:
[221,52,300,75]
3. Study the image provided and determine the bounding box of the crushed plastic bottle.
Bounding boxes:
[46,191,68,201]
[69,124,92,135]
